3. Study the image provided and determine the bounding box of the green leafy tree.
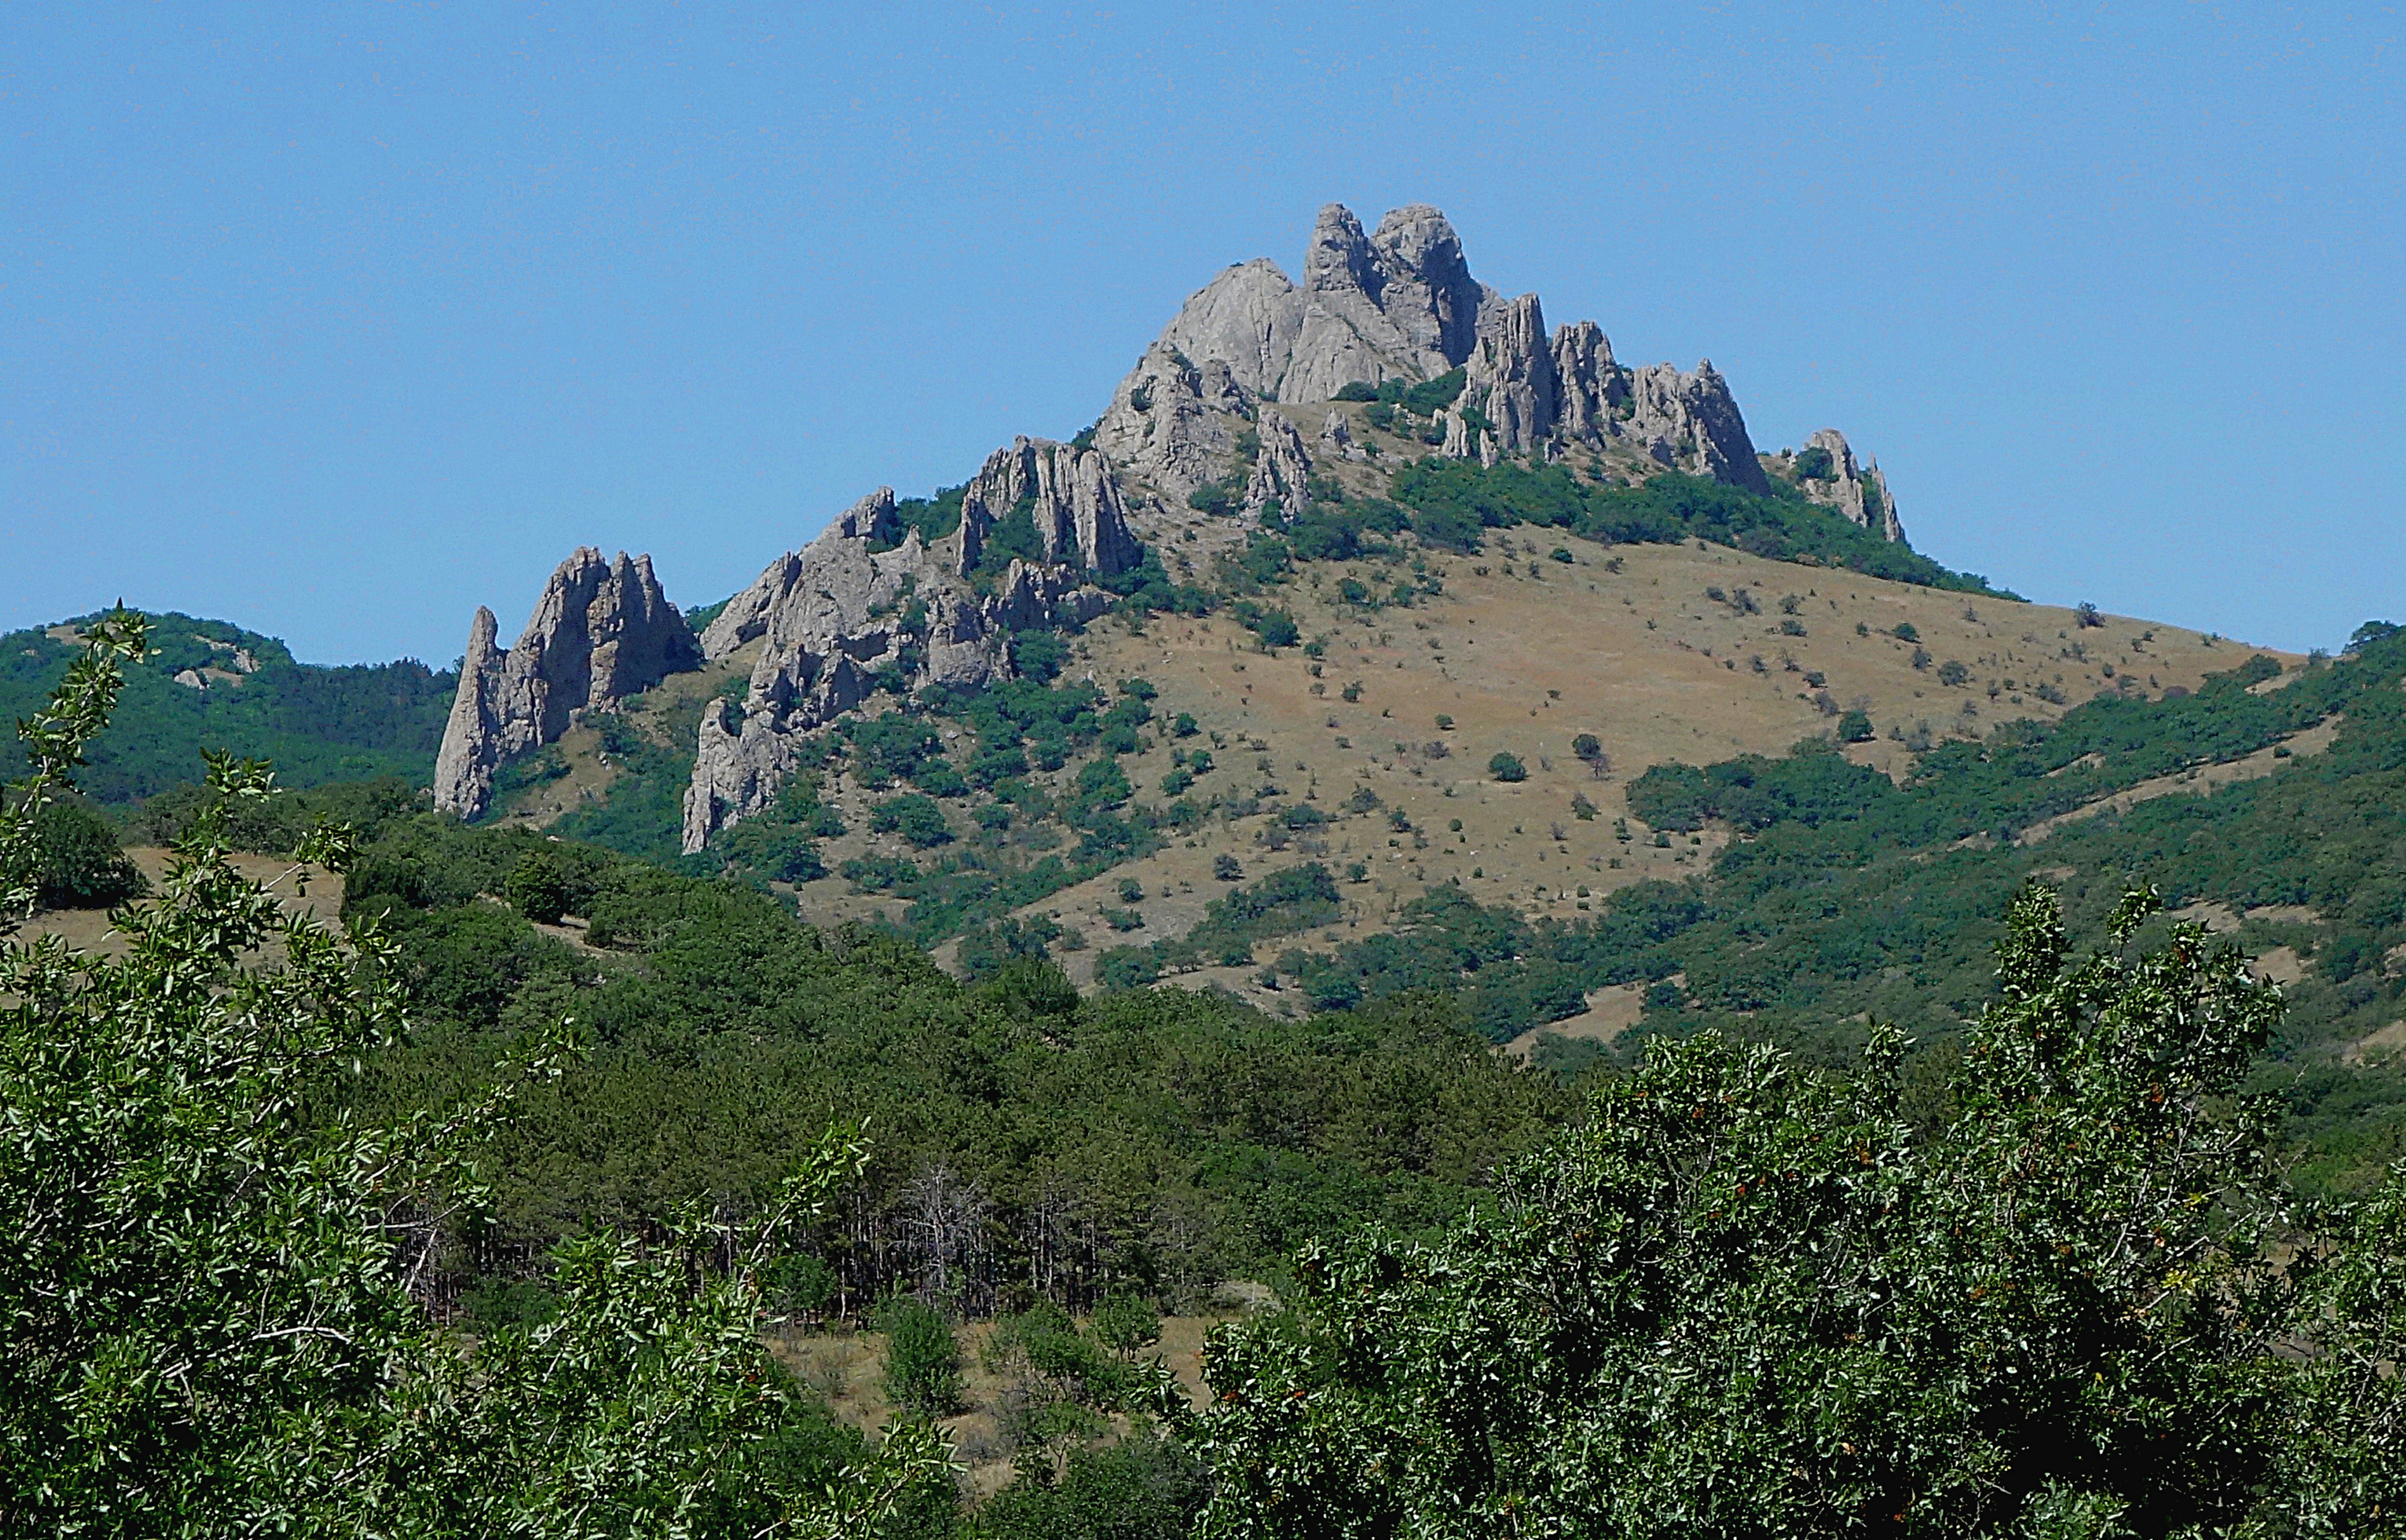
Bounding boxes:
[504,847,572,922]
[870,792,954,848]
[1487,751,1527,782]
[0,614,951,1536]
[1175,883,2406,1537]
[1089,1290,1162,1358]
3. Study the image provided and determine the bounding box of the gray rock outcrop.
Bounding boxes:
[1789,428,1905,542]
[1464,293,1558,456]
[1243,413,1315,523]
[1156,261,1300,399]
[1548,321,1623,445]
[681,455,1135,853]
[1089,341,1256,501]
[1619,361,1771,492]
[1096,202,1783,504]
[433,548,701,820]
[955,438,1144,578]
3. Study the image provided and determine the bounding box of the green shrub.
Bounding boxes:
[1401,367,1466,416]
[869,793,952,848]
[30,801,145,910]
[1488,752,1528,783]
[1089,1290,1162,1357]
[1093,945,1161,990]
[1837,710,1875,743]
[911,759,969,798]
[876,1295,963,1417]
[504,849,572,924]
[1213,854,1243,881]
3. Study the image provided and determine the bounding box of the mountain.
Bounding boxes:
[429,201,1940,862]
[22,204,2396,1186]
[17,205,2404,1521]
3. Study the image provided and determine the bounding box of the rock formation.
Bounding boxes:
[955,438,1144,579]
[1463,294,1559,457]
[1094,201,1783,508]
[433,548,701,820]
[1785,428,1905,542]
[1548,321,1623,445]
[681,456,1136,853]
[1138,203,1496,408]
[1243,414,1315,523]
[1618,361,1771,492]
[1089,341,1256,502]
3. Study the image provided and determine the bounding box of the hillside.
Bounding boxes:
[0,611,454,802]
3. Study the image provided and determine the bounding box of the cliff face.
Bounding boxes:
[433,548,701,820]
[680,456,1135,853]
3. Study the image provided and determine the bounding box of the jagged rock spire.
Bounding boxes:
[1791,428,1904,542]
[432,548,701,820]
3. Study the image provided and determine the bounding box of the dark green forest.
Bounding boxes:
[0,611,454,802]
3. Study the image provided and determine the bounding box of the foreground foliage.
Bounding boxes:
[0,615,950,1536]
[1184,885,2406,1538]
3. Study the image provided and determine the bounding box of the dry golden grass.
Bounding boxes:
[1026,530,2296,1007]
[16,847,343,961]
[767,1311,1233,1500]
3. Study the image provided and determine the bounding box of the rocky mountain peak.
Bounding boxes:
[1094,202,1810,507]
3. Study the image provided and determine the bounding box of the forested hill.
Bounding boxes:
[0,612,454,802]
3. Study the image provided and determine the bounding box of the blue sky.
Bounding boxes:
[4,2,2399,664]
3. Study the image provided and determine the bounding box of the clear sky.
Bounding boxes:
[4,3,2399,665]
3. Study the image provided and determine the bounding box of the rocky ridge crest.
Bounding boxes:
[1090,202,1861,513]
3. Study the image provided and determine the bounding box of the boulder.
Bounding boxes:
[433,548,702,820]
